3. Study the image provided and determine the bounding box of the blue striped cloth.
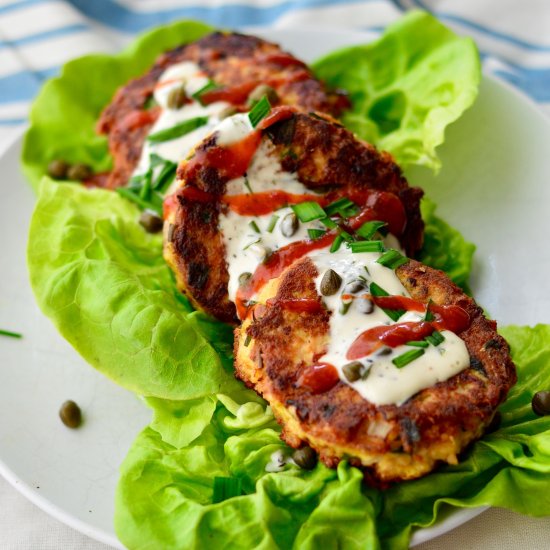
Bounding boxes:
[1,0,549,148]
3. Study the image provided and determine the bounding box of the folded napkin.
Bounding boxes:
[1,0,549,149]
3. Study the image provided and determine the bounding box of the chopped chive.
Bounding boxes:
[356,220,387,240]
[424,300,435,321]
[377,249,408,269]
[243,238,261,250]
[244,334,252,347]
[243,177,253,194]
[0,329,22,339]
[406,340,429,348]
[139,170,153,200]
[249,220,261,234]
[308,228,326,240]
[248,95,271,128]
[149,153,166,168]
[147,116,209,143]
[128,174,144,191]
[267,214,279,233]
[320,217,337,229]
[325,197,357,217]
[349,240,384,253]
[330,234,343,253]
[392,349,425,368]
[116,188,162,216]
[426,330,445,347]
[212,476,242,503]
[291,201,326,222]
[339,301,352,315]
[154,161,177,193]
[192,80,218,104]
[339,230,354,242]
[369,282,404,322]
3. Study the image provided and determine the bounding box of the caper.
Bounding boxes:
[249,243,271,262]
[47,159,69,180]
[139,210,163,233]
[67,163,93,181]
[320,269,342,296]
[239,272,252,287]
[166,85,187,109]
[280,212,299,238]
[292,446,317,470]
[532,391,550,416]
[378,347,392,356]
[342,361,363,382]
[344,280,365,294]
[247,84,279,107]
[59,400,82,429]
[219,105,237,119]
[356,295,374,314]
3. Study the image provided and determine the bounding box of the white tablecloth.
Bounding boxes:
[1,0,549,548]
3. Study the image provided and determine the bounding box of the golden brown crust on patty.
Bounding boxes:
[164,112,424,324]
[97,32,349,189]
[233,257,516,483]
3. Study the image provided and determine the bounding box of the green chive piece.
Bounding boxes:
[330,234,343,253]
[243,177,253,194]
[349,240,384,253]
[249,220,261,234]
[356,220,387,240]
[212,476,243,503]
[406,340,429,348]
[154,161,177,192]
[267,214,279,233]
[243,238,261,251]
[377,249,408,269]
[320,217,337,229]
[325,197,357,217]
[139,170,153,200]
[116,188,162,216]
[291,201,326,222]
[248,95,271,128]
[339,230,354,242]
[192,80,218,104]
[392,349,425,368]
[426,330,445,347]
[0,329,22,339]
[308,228,326,240]
[424,300,435,321]
[147,116,209,143]
[149,153,166,168]
[244,334,252,347]
[369,282,404,322]
[339,301,352,315]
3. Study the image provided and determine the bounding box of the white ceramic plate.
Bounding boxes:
[1,28,549,549]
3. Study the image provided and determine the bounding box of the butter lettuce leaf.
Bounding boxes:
[116,325,550,549]
[313,11,481,172]
[27,177,241,399]
[21,20,213,190]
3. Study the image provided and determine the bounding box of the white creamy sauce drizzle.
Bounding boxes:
[132,61,232,193]
[310,249,470,406]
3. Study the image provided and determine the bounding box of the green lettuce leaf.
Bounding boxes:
[27,177,241,399]
[419,197,476,289]
[116,325,550,549]
[21,20,213,190]
[312,10,481,172]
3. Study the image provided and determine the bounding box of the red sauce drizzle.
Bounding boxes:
[297,363,339,394]
[372,295,425,313]
[223,191,326,216]
[260,53,307,68]
[257,105,296,130]
[200,81,259,106]
[121,109,159,131]
[429,302,470,334]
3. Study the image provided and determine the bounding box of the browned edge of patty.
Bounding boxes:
[233,257,517,483]
[164,111,424,324]
[97,32,350,189]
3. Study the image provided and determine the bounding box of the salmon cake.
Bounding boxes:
[234,255,516,483]
[164,110,424,324]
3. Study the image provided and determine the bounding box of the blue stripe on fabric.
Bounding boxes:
[0,23,88,49]
[0,117,26,125]
[412,0,550,52]
[0,0,45,16]
[0,66,58,102]
[493,66,550,102]
[67,0,370,31]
